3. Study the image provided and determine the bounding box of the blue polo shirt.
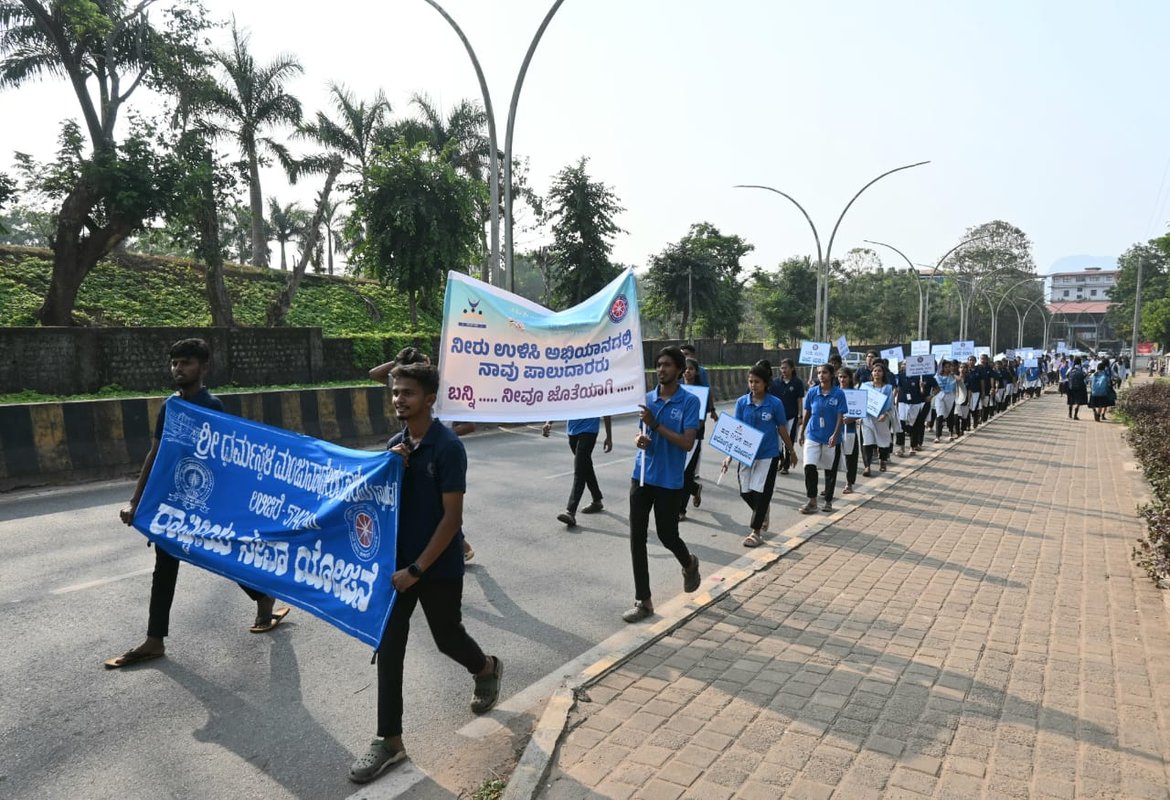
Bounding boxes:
[155,387,223,438]
[696,365,710,387]
[387,420,466,579]
[768,375,805,423]
[632,386,700,489]
[734,393,787,459]
[566,418,600,436]
[804,387,847,445]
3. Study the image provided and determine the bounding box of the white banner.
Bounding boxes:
[836,335,850,359]
[911,339,931,356]
[974,346,991,360]
[905,354,936,377]
[881,346,905,363]
[680,384,710,417]
[799,340,831,365]
[708,412,765,466]
[435,269,644,422]
[843,389,867,419]
[951,340,976,360]
[931,343,953,360]
[865,388,889,417]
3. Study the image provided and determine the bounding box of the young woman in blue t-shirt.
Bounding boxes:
[836,368,862,494]
[725,363,797,547]
[799,364,847,513]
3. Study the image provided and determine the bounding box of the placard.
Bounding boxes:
[905,354,936,377]
[931,344,953,360]
[951,340,976,360]
[708,412,766,467]
[881,346,905,363]
[1056,340,1067,353]
[1024,357,1038,368]
[865,387,889,417]
[974,346,991,359]
[843,389,868,419]
[680,384,710,416]
[799,340,831,366]
[836,335,850,359]
[911,340,931,356]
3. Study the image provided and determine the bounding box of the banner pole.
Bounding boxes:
[639,423,646,487]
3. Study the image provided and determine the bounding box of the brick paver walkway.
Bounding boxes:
[540,394,1170,799]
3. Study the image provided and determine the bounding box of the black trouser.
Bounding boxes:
[862,443,891,467]
[147,546,268,639]
[740,457,780,529]
[843,432,859,486]
[629,481,692,601]
[804,446,842,502]
[377,577,487,738]
[934,408,956,439]
[566,432,601,514]
[683,440,702,499]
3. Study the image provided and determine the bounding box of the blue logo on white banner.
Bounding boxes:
[133,397,403,647]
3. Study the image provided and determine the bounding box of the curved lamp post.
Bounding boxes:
[1007,295,1049,349]
[422,0,566,290]
[977,275,1042,354]
[864,234,990,340]
[735,160,929,342]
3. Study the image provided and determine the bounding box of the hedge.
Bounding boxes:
[1121,382,1170,585]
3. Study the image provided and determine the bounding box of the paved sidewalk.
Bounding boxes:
[536,394,1170,799]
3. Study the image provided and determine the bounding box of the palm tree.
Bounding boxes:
[267,198,308,271]
[300,83,390,179]
[317,197,345,276]
[206,20,302,268]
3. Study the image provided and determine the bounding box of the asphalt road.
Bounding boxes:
[0,404,820,799]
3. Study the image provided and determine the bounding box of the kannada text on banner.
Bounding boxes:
[435,269,645,422]
[132,398,402,647]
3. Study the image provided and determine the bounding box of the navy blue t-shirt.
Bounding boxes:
[768,375,805,423]
[154,387,224,438]
[387,420,467,579]
[895,374,924,404]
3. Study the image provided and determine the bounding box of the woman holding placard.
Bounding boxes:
[800,364,847,513]
[726,363,797,547]
[932,360,958,442]
[837,368,863,493]
[679,357,716,520]
[894,361,927,456]
[860,361,895,475]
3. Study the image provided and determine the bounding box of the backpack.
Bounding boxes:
[1068,368,1086,391]
[1091,370,1110,397]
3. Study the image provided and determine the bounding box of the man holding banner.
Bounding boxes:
[351,361,502,784]
[105,339,290,670]
[623,347,703,623]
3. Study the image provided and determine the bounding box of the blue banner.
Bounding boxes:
[132,397,402,647]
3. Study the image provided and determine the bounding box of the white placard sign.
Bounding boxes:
[1024,357,1038,368]
[931,344,953,360]
[974,346,991,359]
[799,340,831,366]
[911,340,931,356]
[881,346,905,363]
[836,335,850,359]
[843,389,868,419]
[680,384,710,416]
[708,412,766,467]
[905,354,936,377]
[951,340,976,360]
[1056,340,1067,353]
[865,388,889,417]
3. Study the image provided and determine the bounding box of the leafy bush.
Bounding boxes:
[1121,382,1170,585]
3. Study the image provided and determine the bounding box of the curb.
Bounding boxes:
[501,396,1035,800]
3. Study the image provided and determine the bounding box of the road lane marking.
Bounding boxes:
[543,458,628,480]
[50,568,153,595]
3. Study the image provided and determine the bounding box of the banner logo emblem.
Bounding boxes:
[169,457,213,512]
[609,294,629,323]
[346,505,381,561]
[459,296,487,329]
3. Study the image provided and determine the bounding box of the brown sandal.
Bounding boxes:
[104,648,165,669]
[249,606,291,633]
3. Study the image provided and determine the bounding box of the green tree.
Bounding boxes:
[1107,240,1169,343]
[348,139,481,329]
[205,20,302,268]
[0,0,210,324]
[749,257,818,346]
[546,157,624,308]
[0,170,13,234]
[267,198,308,271]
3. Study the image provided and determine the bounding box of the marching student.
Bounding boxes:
[728,363,798,546]
[836,368,862,493]
[623,347,703,623]
[680,357,716,520]
[1089,357,1118,422]
[954,362,975,435]
[768,358,804,476]
[860,361,895,475]
[349,361,501,784]
[932,359,958,442]
[894,362,927,456]
[105,338,289,669]
[680,344,720,425]
[799,364,847,514]
[543,415,613,528]
[1066,356,1088,420]
[959,361,982,434]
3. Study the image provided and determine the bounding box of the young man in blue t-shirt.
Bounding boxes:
[350,362,501,783]
[543,416,613,527]
[623,347,702,623]
[105,338,288,669]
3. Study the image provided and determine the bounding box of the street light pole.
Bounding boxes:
[736,160,929,343]
[1131,255,1145,357]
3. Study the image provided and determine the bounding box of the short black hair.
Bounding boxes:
[679,344,696,355]
[818,363,837,377]
[656,346,686,370]
[391,362,439,395]
[394,346,430,366]
[749,363,772,384]
[170,338,211,363]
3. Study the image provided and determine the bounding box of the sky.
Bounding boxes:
[2,0,1169,278]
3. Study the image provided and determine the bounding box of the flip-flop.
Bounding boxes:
[103,649,165,669]
[249,606,291,634]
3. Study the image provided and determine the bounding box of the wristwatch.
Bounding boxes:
[407,562,424,578]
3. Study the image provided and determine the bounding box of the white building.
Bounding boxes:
[1049,266,1118,302]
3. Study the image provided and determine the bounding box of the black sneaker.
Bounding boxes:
[683,554,700,592]
[580,501,603,514]
[556,511,576,527]
[471,656,503,714]
[348,739,407,783]
[692,484,702,508]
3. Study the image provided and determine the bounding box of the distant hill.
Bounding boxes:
[0,246,438,336]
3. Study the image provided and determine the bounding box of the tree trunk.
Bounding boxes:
[266,161,342,326]
[196,157,234,328]
[248,149,267,267]
[408,291,418,331]
[37,178,131,326]
[279,240,287,271]
[327,228,334,276]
